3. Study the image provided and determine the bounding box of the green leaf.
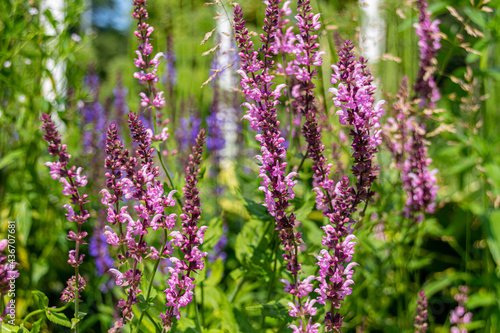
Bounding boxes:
[46,311,71,328]
[216,288,238,332]
[467,290,497,309]
[203,217,223,250]
[423,271,471,297]
[235,189,270,221]
[485,210,500,267]
[204,258,224,286]
[32,259,49,286]
[32,290,49,310]
[15,199,32,246]
[71,318,80,330]
[30,318,43,333]
[0,149,23,169]
[463,7,486,30]
[0,323,20,333]
[235,220,273,276]
[293,194,315,222]
[246,300,289,321]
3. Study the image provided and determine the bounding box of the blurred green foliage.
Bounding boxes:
[1,0,500,332]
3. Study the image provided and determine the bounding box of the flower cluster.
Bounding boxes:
[60,275,87,303]
[81,71,106,154]
[234,2,318,332]
[293,0,327,188]
[313,40,384,331]
[413,0,441,109]
[206,70,225,162]
[89,211,114,281]
[102,113,178,329]
[132,0,165,110]
[112,74,128,130]
[176,113,201,153]
[414,290,429,333]
[41,113,89,302]
[330,40,384,208]
[383,77,411,168]
[0,239,19,297]
[162,129,207,330]
[401,122,438,222]
[274,0,296,75]
[450,286,472,333]
[383,77,438,222]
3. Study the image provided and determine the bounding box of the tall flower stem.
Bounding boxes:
[234,2,319,332]
[133,229,169,333]
[41,114,89,333]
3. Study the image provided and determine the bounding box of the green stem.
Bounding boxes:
[20,302,70,327]
[144,310,161,332]
[22,309,45,326]
[134,230,169,333]
[193,293,203,333]
[228,276,245,303]
[265,236,280,302]
[74,266,80,333]
[296,151,309,174]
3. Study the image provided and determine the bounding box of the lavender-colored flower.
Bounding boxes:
[234,2,318,331]
[102,113,178,327]
[401,122,438,222]
[132,0,166,111]
[206,64,225,161]
[163,34,177,123]
[60,275,86,303]
[89,211,114,277]
[0,239,19,297]
[41,113,89,303]
[413,0,441,109]
[450,286,472,333]
[383,77,411,168]
[415,290,429,333]
[314,177,357,332]
[330,40,384,208]
[292,0,326,189]
[383,77,438,222]
[0,239,19,324]
[162,129,207,330]
[163,34,177,87]
[176,114,201,153]
[274,0,296,76]
[208,224,228,263]
[81,71,106,154]
[312,40,384,332]
[113,73,128,130]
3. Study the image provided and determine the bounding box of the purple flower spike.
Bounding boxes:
[383,77,438,222]
[102,113,178,328]
[450,286,472,333]
[401,122,438,222]
[293,0,328,189]
[0,239,19,297]
[383,77,411,168]
[414,290,429,333]
[41,113,90,302]
[162,129,207,330]
[314,40,384,332]
[330,40,384,208]
[132,0,166,112]
[235,2,318,331]
[413,0,441,109]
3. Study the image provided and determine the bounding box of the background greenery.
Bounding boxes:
[1,0,500,332]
